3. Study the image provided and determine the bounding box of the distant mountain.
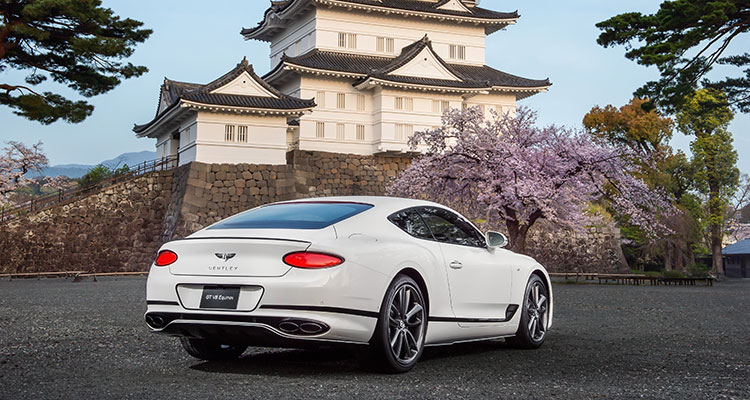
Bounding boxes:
[32,151,157,178]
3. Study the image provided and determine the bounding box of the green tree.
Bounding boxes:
[677,89,740,276]
[1,0,151,124]
[596,1,750,113]
[77,163,129,189]
[583,98,674,155]
[584,98,701,272]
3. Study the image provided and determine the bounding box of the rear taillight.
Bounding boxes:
[283,252,344,269]
[155,250,178,266]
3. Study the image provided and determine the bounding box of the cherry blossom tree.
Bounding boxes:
[0,141,49,205]
[388,107,674,253]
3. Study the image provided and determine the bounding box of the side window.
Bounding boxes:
[418,207,486,248]
[388,209,434,241]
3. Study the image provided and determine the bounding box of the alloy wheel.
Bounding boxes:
[387,283,426,364]
[525,280,548,342]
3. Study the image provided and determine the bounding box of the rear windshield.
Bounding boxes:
[209,202,374,230]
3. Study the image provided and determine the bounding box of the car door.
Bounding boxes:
[417,207,513,321]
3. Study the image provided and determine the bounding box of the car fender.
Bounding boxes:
[509,255,553,330]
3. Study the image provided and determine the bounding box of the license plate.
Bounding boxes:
[199,286,240,310]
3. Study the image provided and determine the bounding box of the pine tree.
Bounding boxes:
[0,0,152,124]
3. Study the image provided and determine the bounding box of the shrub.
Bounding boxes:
[688,262,710,278]
[662,270,686,279]
[78,164,130,189]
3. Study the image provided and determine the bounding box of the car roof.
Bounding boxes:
[269,196,443,214]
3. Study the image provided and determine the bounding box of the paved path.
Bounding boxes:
[0,278,748,399]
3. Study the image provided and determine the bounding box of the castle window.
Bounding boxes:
[337,123,346,140]
[316,122,325,138]
[395,97,413,111]
[356,125,365,141]
[356,94,365,111]
[450,45,466,60]
[182,127,190,144]
[377,37,395,53]
[433,100,450,113]
[395,124,413,141]
[339,32,357,49]
[337,93,346,109]
[224,125,235,142]
[237,126,248,143]
[316,91,326,108]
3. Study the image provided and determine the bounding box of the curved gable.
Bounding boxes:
[390,46,462,81]
[210,71,280,98]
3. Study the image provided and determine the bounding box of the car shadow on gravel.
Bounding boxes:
[188,341,515,376]
[189,348,366,376]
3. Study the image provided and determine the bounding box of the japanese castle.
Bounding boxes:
[134,0,551,166]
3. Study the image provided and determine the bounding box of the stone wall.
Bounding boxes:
[0,171,174,274]
[168,150,411,238]
[525,222,629,274]
[0,150,626,274]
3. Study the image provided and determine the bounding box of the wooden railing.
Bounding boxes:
[549,272,715,286]
[0,155,178,223]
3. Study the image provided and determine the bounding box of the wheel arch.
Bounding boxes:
[529,267,553,329]
[394,267,430,315]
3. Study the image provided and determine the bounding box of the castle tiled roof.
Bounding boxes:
[134,58,316,134]
[268,0,517,20]
[265,37,550,93]
[242,0,519,41]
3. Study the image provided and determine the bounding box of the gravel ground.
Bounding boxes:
[0,277,748,399]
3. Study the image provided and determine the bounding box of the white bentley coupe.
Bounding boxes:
[145,196,552,373]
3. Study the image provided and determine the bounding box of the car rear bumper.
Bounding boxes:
[145,263,385,346]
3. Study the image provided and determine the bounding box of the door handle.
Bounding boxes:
[449,261,463,269]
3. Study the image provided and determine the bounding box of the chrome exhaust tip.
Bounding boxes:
[299,322,324,335]
[145,314,166,329]
[278,321,300,334]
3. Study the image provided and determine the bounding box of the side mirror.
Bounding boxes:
[486,231,508,249]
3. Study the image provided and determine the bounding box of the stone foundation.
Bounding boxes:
[525,222,629,274]
[0,171,174,273]
[0,150,626,274]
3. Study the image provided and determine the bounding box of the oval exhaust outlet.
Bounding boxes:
[145,314,166,329]
[278,321,300,334]
[299,322,323,335]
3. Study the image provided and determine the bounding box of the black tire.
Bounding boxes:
[506,274,549,349]
[364,274,427,373]
[179,338,247,361]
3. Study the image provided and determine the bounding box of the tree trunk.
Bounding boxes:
[674,241,685,273]
[505,220,529,254]
[687,241,696,269]
[711,223,724,277]
[709,185,725,277]
[664,241,673,271]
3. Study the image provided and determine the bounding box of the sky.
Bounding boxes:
[1,0,748,172]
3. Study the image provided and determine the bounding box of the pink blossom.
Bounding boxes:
[0,141,49,205]
[388,107,674,252]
